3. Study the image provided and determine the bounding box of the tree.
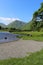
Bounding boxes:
[33,11,38,21]
[33,2,43,22]
[38,12,43,21]
[41,2,43,8]
[0,26,2,30]
[32,2,43,31]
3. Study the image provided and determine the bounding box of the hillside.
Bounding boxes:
[7,20,26,29]
[0,23,6,28]
[22,21,33,30]
[22,3,43,31]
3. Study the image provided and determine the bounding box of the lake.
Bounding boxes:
[0,32,19,43]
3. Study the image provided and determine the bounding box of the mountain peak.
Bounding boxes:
[7,20,26,29]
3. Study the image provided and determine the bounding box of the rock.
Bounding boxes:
[4,37,7,39]
[27,34,32,37]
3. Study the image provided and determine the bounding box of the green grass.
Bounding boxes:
[22,32,43,41]
[13,31,43,36]
[0,30,8,32]
[13,31,43,41]
[21,36,43,41]
[0,49,43,65]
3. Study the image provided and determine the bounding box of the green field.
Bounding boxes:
[0,49,43,65]
[13,31,43,41]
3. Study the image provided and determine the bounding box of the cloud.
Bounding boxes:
[0,17,20,22]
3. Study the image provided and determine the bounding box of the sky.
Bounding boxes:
[0,0,43,25]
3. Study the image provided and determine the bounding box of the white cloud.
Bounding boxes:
[0,17,20,25]
[0,17,20,22]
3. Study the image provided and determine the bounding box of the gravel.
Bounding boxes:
[0,39,43,59]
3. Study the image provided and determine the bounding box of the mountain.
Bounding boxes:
[7,20,26,29]
[22,21,33,31]
[0,23,6,28]
[22,3,43,31]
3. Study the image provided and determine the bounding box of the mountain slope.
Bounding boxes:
[0,23,6,28]
[22,3,43,31]
[22,21,33,30]
[7,20,26,29]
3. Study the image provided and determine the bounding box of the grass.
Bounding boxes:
[13,31,43,41]
[0,30,8,32]
[0,49,43,65]
[22,36,43,41]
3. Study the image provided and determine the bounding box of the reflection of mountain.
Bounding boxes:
[7,20,26,29]
[0,23,6,28]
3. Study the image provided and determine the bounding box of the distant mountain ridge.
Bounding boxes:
[0,20,26,29]
[7,20,26,29]
[0,23,6,28]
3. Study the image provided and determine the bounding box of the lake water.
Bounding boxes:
[0,32,19,43]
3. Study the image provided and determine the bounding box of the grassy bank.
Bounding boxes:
[0,30,8,32]
[13,31,43,41]
[0,31,43,41]
[0,49,43,65]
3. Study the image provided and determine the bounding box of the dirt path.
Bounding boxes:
[0,39,43,59]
